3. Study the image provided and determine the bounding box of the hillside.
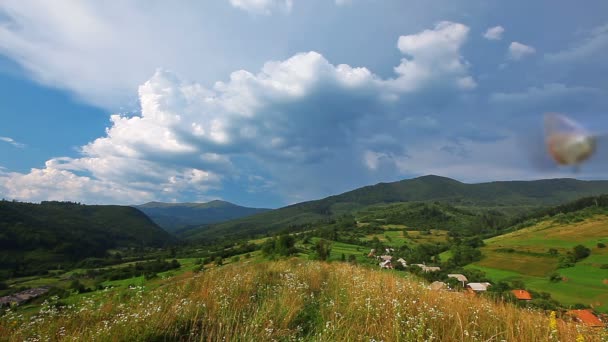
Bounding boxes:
[467,202,608,312]
[0,201,173,279]
[134,200,270,232]
[181,175,608,242]
[1,259,601,341]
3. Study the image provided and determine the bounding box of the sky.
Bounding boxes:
[0,0,607,208]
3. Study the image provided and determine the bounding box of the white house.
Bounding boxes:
[467,282,491,292]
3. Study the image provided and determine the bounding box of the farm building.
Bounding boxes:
[567,310,604,328]
[447,274,468,286]
[379,260,393,269]
[511,289,532,301]
[466,282,491,292]
[412,264,440,273]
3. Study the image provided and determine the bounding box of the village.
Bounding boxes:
[368,248,605,328]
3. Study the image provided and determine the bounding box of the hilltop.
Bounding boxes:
[0,200,172,279]
[134,200,270,232]
[181,176,608,242]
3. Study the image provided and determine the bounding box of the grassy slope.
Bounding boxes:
[2,259,603,341]
[467,213,608,312]
[181,176,608,241]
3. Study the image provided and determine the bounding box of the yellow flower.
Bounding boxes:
[549,311,557,331]
[576,333,585,342]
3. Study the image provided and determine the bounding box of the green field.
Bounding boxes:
[363,229,448,248]
[469,215,608,312]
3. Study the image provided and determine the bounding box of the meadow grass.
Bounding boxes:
[1,259,605,341]
[467,215,608,312]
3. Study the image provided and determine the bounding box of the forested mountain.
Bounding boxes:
[134,200,270,232]
[0,201,172,279]
[181,175,608,242]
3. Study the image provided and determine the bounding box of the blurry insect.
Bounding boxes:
[544,112,597,171]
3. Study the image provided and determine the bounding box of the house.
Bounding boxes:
[429,281,447,291]
[380,255,393,262]
[412,264,440,272]
[447,274,468,286]
[567,309,604,327]
[396,258,407,268]
[367,249,376,257]
[466,282,491,292]
[379,260,393,269]
[511,289,532,301]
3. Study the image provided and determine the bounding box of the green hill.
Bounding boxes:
[181,175,608,242]
[0,200,173,279]
[466,198,608,312]
[134,200,270,232]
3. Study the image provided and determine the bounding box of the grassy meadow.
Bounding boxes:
[2,259,605,341]
[468,214,608,312]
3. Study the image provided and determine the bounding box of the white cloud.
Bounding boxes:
[228,0,292,15]
[391,21,476,91]
[0,1,292,108]
[545,23,608,63]
[0,22,477,204]
[508,41,536,60]
[483,26,504,40]
[0,136,25,148]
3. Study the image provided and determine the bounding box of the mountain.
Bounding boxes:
[180,175,608,242]
[134,200,270,232]
[0,200,172,279]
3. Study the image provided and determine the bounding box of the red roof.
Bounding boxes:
[511,289,532,300]
[567,310,604,327]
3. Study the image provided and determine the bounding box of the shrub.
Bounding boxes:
[549,273,562,283]
[597,242,606,248]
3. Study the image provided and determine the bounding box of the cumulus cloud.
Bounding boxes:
[391,21,476,91]
[0,22,477,204]
[483,26,504,40]
[228,0,292,15]
[0,136,25,148]
[545,23,608,63]
[508,41,536,60]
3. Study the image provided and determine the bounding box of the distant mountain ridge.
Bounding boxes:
[134,200,270,232]
[180,175,608,242]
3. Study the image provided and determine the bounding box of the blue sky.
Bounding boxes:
[0,0,607,208]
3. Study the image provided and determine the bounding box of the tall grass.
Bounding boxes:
[1,259,606,341]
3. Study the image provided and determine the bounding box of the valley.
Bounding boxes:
[1,176,607,340]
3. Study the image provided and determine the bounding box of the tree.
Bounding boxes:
[548,248,558,256]
[315,239,332,261]
[572,245,591,261]
[214,256,223,266]
[597,242,606,248]
[348,254,357,263]
[549,272,562,283]
[341,253,346,262]
[231,255,240,263]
